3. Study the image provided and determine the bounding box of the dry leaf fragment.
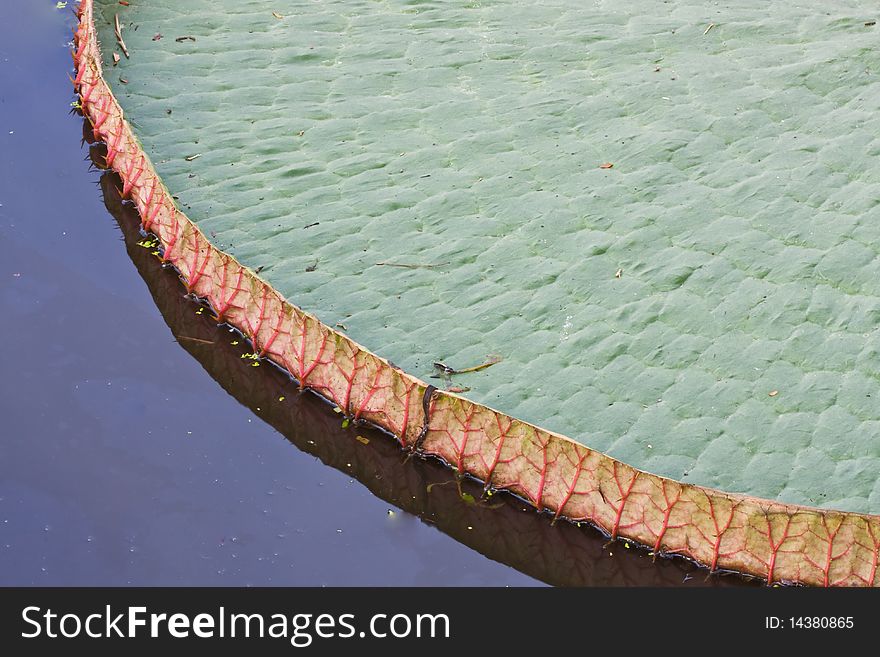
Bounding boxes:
[599,162,614,169]
[769,390,779,397]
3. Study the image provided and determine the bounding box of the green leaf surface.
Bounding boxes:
[95,0,880,512]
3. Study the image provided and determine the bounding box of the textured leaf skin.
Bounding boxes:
[74,0,879,585]
[91,0,880,512]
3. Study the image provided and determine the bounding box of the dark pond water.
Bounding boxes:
[0,2,751,587]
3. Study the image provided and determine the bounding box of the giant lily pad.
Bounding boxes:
[89,0,880,516]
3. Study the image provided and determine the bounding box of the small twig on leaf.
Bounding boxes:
[376,261,448,269]
[431,354,502,378]
[114,14,130,58]
[449,354,502,374]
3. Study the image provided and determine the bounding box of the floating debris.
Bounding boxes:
[175,335,214,345]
